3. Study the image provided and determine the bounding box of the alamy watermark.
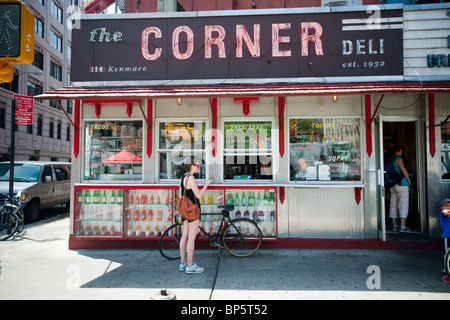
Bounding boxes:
[366,265,381,290]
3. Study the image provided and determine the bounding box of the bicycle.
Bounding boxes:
[159,205,263,259]
[445,246,450,277]
[0,193,23,240]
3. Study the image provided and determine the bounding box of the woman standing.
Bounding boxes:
[179,162,213,274]
[389,145,412,233]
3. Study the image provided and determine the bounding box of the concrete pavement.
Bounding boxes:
[1,215,450,300]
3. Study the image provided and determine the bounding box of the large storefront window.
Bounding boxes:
[223,120,273,181]
[441,121,450,180]
[158,120,206,181]
[84,120,143,181]
[289,117,361,182]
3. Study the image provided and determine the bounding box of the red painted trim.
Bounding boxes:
[278,96,285,158]
[429,94,436,158]
[211,98,218,157]
[365,95,372,157]
[354,187,362,205]
[147,99,152,158]
[234,97,259,116]
[68,235,440,250]
[279,186,285,204]
[95,103,101,118]
[74,100,80,158]
[126,102,133,117]
[83,99,138,105]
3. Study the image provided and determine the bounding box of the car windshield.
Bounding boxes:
[0,164,42,182]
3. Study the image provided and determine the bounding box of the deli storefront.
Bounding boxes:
[39,4,450,249]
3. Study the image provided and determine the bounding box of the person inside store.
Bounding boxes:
[179,160,213,274]
[440,198,450,284]
[388,145,412,233]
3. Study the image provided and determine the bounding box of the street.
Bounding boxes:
[1,214,449,301]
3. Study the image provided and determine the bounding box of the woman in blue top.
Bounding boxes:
[388,145,412,233]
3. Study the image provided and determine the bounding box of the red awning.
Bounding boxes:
[100,149,142,164]
[36,81,450,101]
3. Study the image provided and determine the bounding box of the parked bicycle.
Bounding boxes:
[159,205,263,259]
[444,247,450,276]
[0,193,24,240]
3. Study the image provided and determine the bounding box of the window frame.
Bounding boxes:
[287,116,363,185]
[82,118,145,183]
[440,116,450,183]
[156,117,209,183]
[220,117,276,183]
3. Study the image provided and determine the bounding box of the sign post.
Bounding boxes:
[9,99,15,197]
[8,95,33,197]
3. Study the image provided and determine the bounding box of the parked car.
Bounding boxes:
[0,161,71,221]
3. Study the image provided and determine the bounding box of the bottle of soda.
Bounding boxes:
[241,191,247,206]
[226,192,233,205]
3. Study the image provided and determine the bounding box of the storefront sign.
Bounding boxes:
[427,54,450,67]
[71,7,403,84]
[13,94,33,124]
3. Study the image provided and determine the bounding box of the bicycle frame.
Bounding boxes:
[198,211,253,247]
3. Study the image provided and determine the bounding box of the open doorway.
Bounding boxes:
[383,121,420,232]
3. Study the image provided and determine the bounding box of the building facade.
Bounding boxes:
[38,0,450,248]
[0,0,78,162]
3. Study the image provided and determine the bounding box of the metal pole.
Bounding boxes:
[9,99,15,197]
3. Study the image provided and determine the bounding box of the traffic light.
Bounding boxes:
[0,0,35,83]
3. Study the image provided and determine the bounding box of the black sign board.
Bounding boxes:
[71,7,403,84]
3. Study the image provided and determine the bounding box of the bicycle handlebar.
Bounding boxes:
[0,193,20,204]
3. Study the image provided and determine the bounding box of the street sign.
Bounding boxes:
[14,94,33,124]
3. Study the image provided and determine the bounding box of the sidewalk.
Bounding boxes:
[1,215,449,300]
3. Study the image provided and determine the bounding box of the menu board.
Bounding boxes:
[289,118,361,182]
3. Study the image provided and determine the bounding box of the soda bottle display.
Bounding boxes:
[116,190,123,204]
[234,193,240,206]
[248,192,255,206]
[84,190,91,204]
[226,193,233,205]
[111,190,116,204]
[241,191,247,206]
[141,209,147,221]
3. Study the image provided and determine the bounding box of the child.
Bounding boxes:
[440,198,450,283]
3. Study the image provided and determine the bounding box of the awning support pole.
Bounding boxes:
[211,98,218,157]
[56,100,76,129]
[368,94,384,129]
[137,99,151,130]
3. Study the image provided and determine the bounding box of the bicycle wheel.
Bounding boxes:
[0,209,20,241]
[159,223,183,260]
[15,208,24,234]
[222,219,262,258]
[4,205,24,234]
[445,248,450,276]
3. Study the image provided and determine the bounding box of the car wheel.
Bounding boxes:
[25,200,40,222]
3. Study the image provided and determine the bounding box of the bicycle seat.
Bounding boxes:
[218,205,235,212]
